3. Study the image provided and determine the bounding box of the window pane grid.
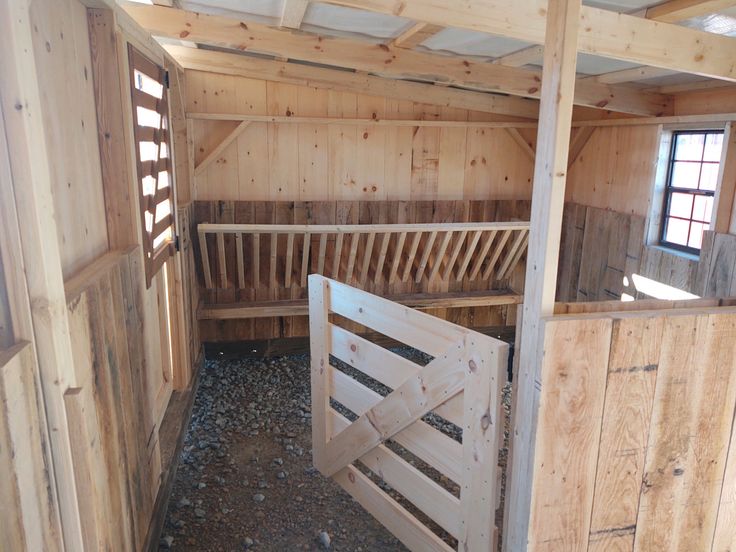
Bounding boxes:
[660,130,723,254]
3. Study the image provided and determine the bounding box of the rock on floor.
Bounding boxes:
[160,350,512,551]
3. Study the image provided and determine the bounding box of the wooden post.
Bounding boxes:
[0,0,85,548]
[308,275,331,471]
[503,0,581,548]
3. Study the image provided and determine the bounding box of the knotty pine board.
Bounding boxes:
[186,70,534,202]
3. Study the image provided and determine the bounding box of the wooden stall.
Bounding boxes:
[2,0,736,550]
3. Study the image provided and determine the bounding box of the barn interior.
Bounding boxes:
[2,0,736,550]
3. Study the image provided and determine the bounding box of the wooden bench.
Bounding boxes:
[197,221,530,319]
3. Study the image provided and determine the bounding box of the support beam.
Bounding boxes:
[126,5,672,116]
[280,0,309,29]
[166,44,539,118]
[493,45,544,67]
[391,22,444,49]
[194,121,251,175]
[323,0,736,81]
[567,127,596,168]
[590,65,677,84]
[646,0,736,22]
[188,113,538,127]
[504,0,581,548]
[506,128,536,162]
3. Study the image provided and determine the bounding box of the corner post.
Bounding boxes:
[504,0,582,548]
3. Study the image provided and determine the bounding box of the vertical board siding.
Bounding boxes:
[185,71,535,202]
[557,203,736,303]
[528,318,612,551]
[528,308,736,551]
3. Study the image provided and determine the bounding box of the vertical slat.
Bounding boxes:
[332,233,344,279]
[198,230,213,288]
[345,232,359,283]
[308,275,331,471]
[428,231,454,282]
[374,232,392,284]
[252,233,260,290]
[360,232,376,286]
[415,231,438,284]
[318,233,328,274]
[269,232,278,294]
[402,232,423,282]
[301,232,311,287]
[388,231,407,285]
[443,230,468,281]
[460,338,507,551]
[217,232,227,288]
[285,232,295,288]
[235,232,245,288]
[455,230,483,282]
[499,231,530,280]
[491,230,528,280]
[470,230,508,281]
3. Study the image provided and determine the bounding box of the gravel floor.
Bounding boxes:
[159,349,511,551]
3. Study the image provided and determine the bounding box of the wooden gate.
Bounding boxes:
[308,275,509,551]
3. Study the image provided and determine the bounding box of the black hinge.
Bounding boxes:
[164,70,170,89]
[174,234,180,252]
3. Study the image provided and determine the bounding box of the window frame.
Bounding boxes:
[127,44,177,287]
[659,129,723,255]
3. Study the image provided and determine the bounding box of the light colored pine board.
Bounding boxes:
[330,410,461,539]
[323,342,468,476]
[402,232,423,283]
[332,465,453,552]
[469,230,503,281]
[330,367,463,483]
[329,323,463,426]
[634,312,736,551]
[415,231,438,283]
[198,231,213,288]
[527,317,612,551]
[308,275,331,470]
[587,316,663,552]
[459,336,507,551]
[235,233,245,288]
[217,232,227,288]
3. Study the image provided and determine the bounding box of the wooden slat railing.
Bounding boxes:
[197,221,530,294]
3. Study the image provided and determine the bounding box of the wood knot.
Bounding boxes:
[350,344,357,352]
[481,412,491,430]
[468,359,477,373]
[348,471,356,483]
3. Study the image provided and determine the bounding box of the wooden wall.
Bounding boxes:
[31,0,110,278]
[557,203,736,302]
[186,69,535,202]
[527,305,736,550]
[0,1,199,550]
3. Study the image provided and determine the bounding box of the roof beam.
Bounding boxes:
[646,0,736,22]
[492,45,544,67]
[126,5,672,116]
[588,66,677,84]
[322,0,736,81]
[280,0,309,29]
[391,22,444,48]
[166,45,540,118]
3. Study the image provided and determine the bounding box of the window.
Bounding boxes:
[659,130,724,254]
[128,45,177,286]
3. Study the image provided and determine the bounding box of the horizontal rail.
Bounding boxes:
[198,221,529,234]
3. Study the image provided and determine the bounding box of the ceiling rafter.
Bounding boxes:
[279,0,309,29]
[165,44,540,118]
[390,21,444,49]
[645,0,736,22]
[321,0,736,81]
[125,4,672,116]
[492,45,544,67]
